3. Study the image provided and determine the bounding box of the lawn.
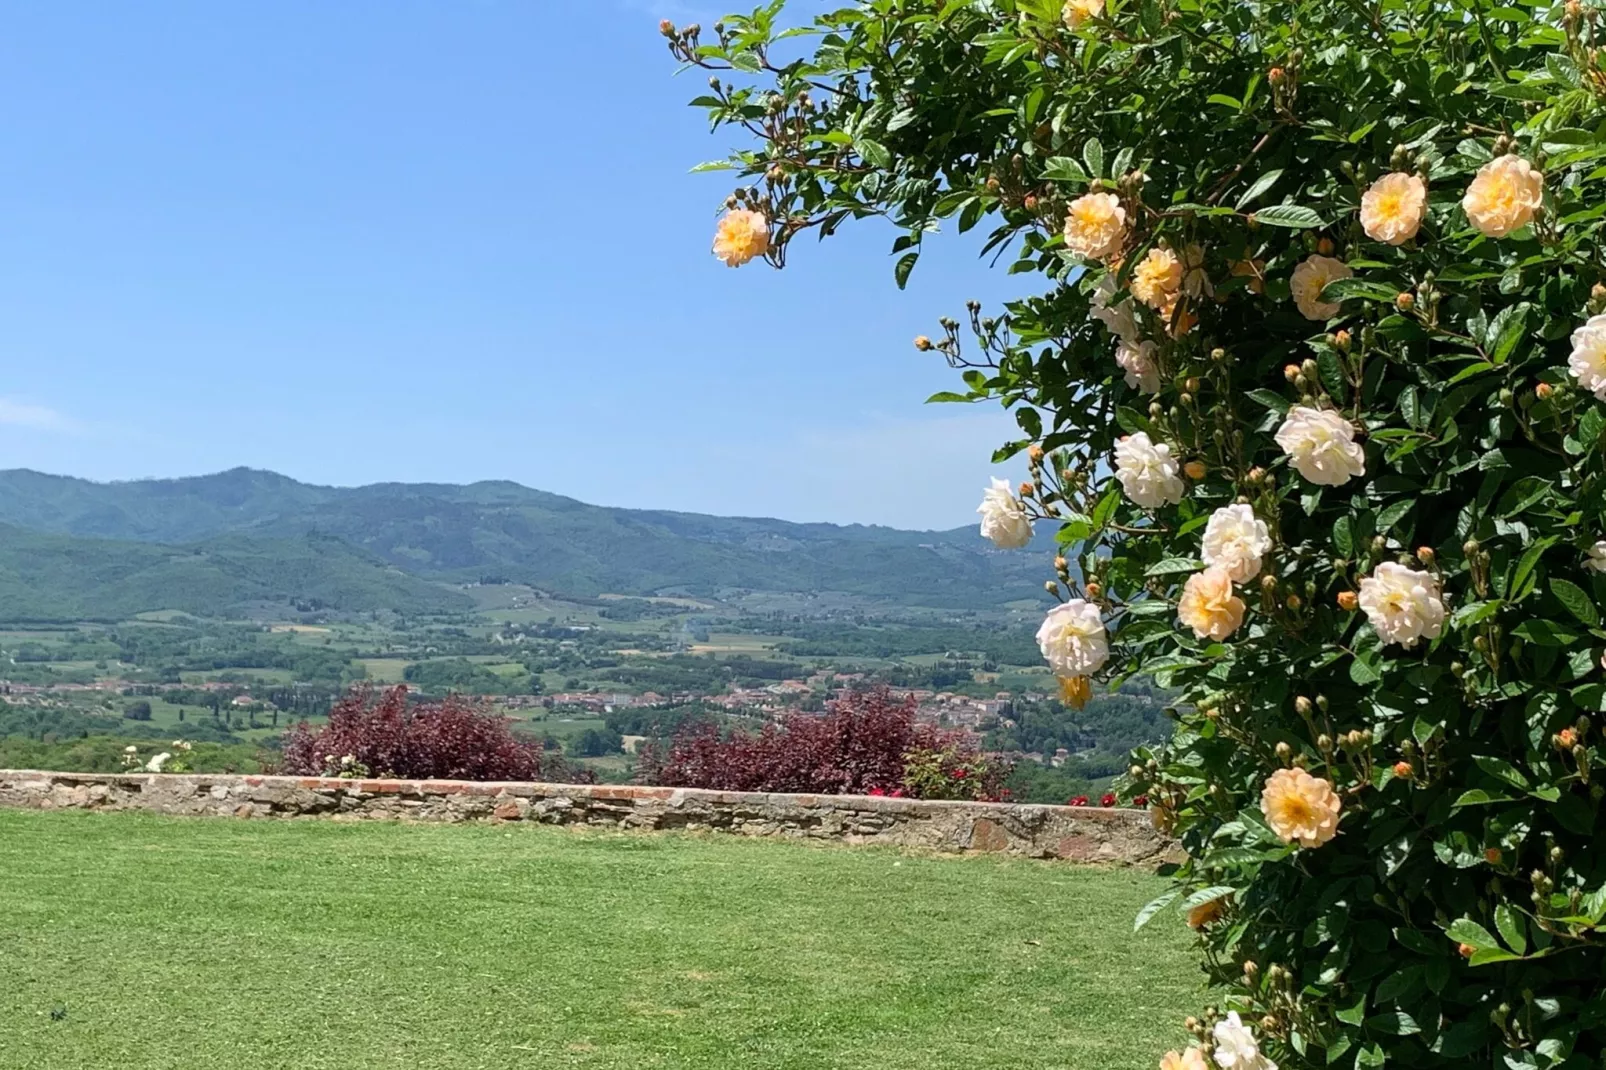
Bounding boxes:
[0,810,1201,1070]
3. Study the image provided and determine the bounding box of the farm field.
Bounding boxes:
[0,810,1199,1070]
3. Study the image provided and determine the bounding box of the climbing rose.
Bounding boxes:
[1063,191,1126,261]
[1261,768,1342,850]
[1116,338,1161,393]
[1358,562,1446,648]
[712,209,770,266]
[1289,254,1352,320]
[1213,1011,1279,1070]
[1462,154,1543,238]
[1200,504,1272,584]
[1360,171,1428,245]
[1114,431,1185,508]
[1091,275,1139,340]
[1057,674,1092,710]
[1178,566,1246,641]
[1587,541,1606,572]
[1062,0,1104,27]
[1160,1048,1210,1070]
[1568,313,1606,400]
[1130,245,1183,309]
[1036,599,1110,677]
[1274,406,1366,486]
[976,477,1033,549]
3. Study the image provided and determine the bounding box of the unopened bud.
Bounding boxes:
[1275,741,1293,761]
[1019,482,1034,497]
[1317,237,1335,256]
[1054,556,1069,572]
[1283,363,1300,382]
[1268,66,1286,85]
[914,336,933,351]
[1027,444,1046,464]
[1395,291,1415,311]
[1184,460,1207,480]
[1416,546,1435,565]
[1593,282,1606,302]
[1210,347,1226,362]
[1337,590,1358,611]
[1044,580,1060,595]
[1486,847,1503,864]
[1536,382,1554,401]
[1085,581,1102,598]
[1317,734,1332,751]
[1286,594,1302,610]
[1557,728,1578,749]
[1295,696,1313,715]
[1393,761,1413,778]
[1464,539,1480,556]
[660,19,676,36]
[1247,466,1266,484]
[1334,329,1351,351]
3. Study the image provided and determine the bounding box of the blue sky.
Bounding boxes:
[0,1,1026,530]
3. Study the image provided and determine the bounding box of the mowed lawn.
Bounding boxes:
[0,810,1199,1070]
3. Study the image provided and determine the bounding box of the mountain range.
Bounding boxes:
[0,468,1049,620]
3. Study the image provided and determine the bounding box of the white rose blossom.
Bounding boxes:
[976,477,1034,549]
[1114,431,1186,509]
[1358,562,1447,649]
[1587,541,1606,572]
[1091,275,1139,341]
[1275,406,1366,487]
[1115,338,1161,393]
[1212,1012,1277,1070]
[1036,599,1110,677]
[1200,504,1272,584]
[145,752,172,773]
[1569,313,1606,400]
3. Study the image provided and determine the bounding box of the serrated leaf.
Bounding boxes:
[1474,755,1530,790]
[1134,889,1180,931]
[1495,903,1527,955]
[1446,917,1500,950]
[1083,137,1104,179]
[1042,156,1089,183]
[1147,558,1205,577]
[1179,885,1236,909]
[1549,578,1600,626]
[1234,169,1284,210]
[1252,203,1326,228]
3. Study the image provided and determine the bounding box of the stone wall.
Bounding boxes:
[0,770,1176,865]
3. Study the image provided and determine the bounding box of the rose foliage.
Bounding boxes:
[668,0,1606,1066]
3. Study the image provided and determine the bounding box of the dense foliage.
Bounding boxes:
[636,686,1010,800]
[672,1,1606,1066]
[281,686,591,783]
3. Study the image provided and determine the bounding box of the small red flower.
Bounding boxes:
[953,768,968,779]
[1069,795,1090,807]
[1100,792,1118,807]
[1132,794,1149,807]
[890,788,905,798]
[868,787,886,796]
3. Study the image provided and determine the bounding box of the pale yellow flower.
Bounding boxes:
[712,209,770,267]
[1358,562,1446,648]
[1177,566,1246,641]
[1290,254,1352,321]
[1130,246,1183,309]
[1261,767,1342,848]
[1160,1050,1210,1070]
[1360,172,1427,245]
[1063,191,1127,262]
[1063,0,1105,28]
[1463,155,1543,238]
[1570,313,1606,400]
[1057,675,1092,710]
[1186,896,1229,931]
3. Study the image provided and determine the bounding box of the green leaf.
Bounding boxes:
[1550,578,1600,627]
[1486,303,1529,364]
[856,137,892,169]
[1365,1010,1420,1036]
[1134,889,1180,931]
[1446,918,1500,951]
[894,251,919,290]
[1083,137,1104,180]
[1245,389,1291,414]
[1147,558,1205,577]
[1252,203,1326,228]
[1179,885,1236,909]
[1041,156,1089,183]
[1494,903,1528,955]
[1234,169,1284,210]
[687,160,738,173]
[1474,755,1530,790]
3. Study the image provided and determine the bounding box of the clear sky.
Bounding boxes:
[0,1,1027,531]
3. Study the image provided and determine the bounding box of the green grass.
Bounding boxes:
[0,810,1200,1070]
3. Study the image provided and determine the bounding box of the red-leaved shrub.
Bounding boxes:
[636,687,1011,800]
[281,686,592,783]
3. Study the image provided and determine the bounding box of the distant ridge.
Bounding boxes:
[0,468,1051,614]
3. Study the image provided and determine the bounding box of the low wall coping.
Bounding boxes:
[0,770,1174,865]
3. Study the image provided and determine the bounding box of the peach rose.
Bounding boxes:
[1261,767,1342,848]
[1360,171,1427,245]
[1462,155,1543,238]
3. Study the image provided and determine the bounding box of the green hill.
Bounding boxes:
[0,525,470,621]
[0,469,1048,611]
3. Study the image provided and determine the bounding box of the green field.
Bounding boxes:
[0,811,1199,1070]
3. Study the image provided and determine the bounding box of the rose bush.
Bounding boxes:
[668,0,1606,1066]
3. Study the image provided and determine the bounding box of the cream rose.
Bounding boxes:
[976,478,1033,549]
[1360,171,1428,245]
[1114,431,1185,508]
[1275,406,1366,487]
[1200,504,1272,584]
[1212,1011,1278,1070]
[1261,768,1341,850]
[1178,566,1246,641]
[1091,275,1139,341]
[1463,154,1544,238]
[1569,313,1606,400]
[1588,541,1606,573]
[1063,191,1126,261]
[1063,0,1105,26]
[1358,561,1446,648]
[1290,254,1352,321]
[712,209,770,267]
[1116,338,1161,393]
[1130,246,1183,309]
[1036,599,1110,677]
